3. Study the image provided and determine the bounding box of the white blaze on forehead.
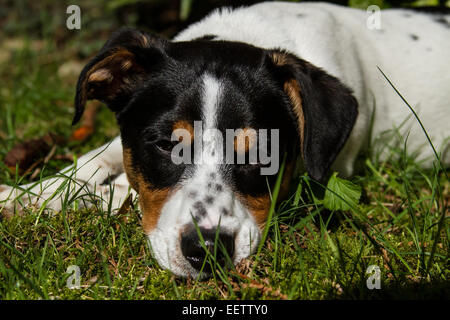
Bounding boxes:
[202,73,221,130]
[199,74,223,166]
[194,73,224,228]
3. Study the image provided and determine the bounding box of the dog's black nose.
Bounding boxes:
[181,228,235,272]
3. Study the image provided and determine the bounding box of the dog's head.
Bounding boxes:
[74,28,357,278]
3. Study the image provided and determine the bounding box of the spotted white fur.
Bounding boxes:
[149,74,260,277]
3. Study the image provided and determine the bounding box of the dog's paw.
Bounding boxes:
[0,184,16,218]
[0,184,45,217]
[0,180,67,217]
[0,174,135,218]
[0,184,9,194]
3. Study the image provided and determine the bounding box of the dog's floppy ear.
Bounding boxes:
[267,50,358,182]
[73,27,168,125]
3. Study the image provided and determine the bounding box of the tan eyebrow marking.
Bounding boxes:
[173,120,194,145]
[234,127,257,154]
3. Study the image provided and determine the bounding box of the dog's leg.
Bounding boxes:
[93,172,136,212]
[0,136,132,217]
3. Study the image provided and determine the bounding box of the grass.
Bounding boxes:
[0,37,448,300]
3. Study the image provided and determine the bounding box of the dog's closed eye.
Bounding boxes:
[154,140,177,154]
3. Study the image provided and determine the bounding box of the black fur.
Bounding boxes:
[73,27,168,125]
[266,51,358,182]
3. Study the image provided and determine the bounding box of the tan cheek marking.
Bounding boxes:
[284,79,305,154]
[173,120,194,145]
[123,148,139,191]
[239,160,295,229]
[123,148,171,234]
[234,128,257,154]
[140,188,171,234]
[240,194,272,229]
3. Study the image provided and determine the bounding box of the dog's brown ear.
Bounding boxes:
[267,50,358,182]
[73,28,168,125]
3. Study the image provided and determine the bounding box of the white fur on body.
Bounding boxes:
[175,2,450,174]
[1,2,449,277]
[0,137,133,215]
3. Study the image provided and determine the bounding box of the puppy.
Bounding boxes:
[1,2,449,278]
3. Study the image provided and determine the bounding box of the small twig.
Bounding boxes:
[30,144,57,180]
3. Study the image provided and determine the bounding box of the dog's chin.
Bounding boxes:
[147,220,261,279]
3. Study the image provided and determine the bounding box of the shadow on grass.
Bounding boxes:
[333,279,450,299]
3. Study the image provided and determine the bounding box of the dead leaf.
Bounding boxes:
[4,133,64,175]
[115,194,134,229]
[69,101,100,142]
